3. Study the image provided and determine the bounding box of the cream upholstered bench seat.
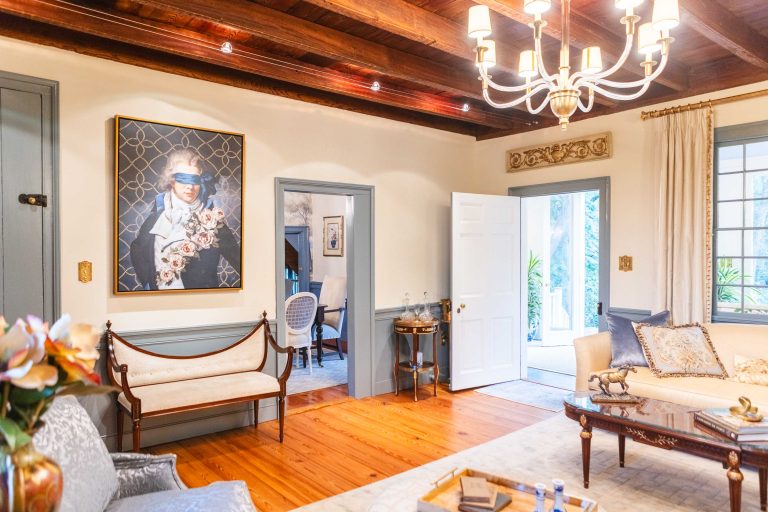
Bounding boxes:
[106,313,294,452]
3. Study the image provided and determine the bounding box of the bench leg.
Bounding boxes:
[253,400,259,427]
[116,408,124,452]
[132,419,141,453]
[278,396,286,443]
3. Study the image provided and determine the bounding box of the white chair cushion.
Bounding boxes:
[118,372,280,414]
[318,324,340,340]
[287,331,311,348]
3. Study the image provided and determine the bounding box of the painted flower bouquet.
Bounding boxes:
[0,314,114,451]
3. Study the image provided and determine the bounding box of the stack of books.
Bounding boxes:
[694,408,768,442]
[458,476,512,512]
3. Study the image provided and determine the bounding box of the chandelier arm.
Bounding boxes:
[482,83,551,109]
[534,36,555,84]
[526,91,552,114]
[478,66,547,93]
[569,33,634,85]
[589,81,652,101]
[578,52,669,90]
[577,89,595,112]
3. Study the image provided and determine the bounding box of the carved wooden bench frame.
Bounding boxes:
[105,312,294,452]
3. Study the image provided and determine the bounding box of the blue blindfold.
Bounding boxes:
[173,172,203,185]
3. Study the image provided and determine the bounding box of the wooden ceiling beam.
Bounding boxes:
[132,0,493,104]
[680,0,768,71]
[0,14,487,137]
[0,0,517,129]
[473,0,690,92]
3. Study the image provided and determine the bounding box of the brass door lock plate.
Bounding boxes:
[619,255,633,272]
[78,261,93,283]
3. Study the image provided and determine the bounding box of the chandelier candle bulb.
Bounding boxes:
[467,5,492,39]
[652,0,680,31]
[581,47,603,73]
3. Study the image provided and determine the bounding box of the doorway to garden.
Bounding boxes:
[509,178,610,390]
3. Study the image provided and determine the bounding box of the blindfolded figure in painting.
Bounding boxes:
[130,148,241,290]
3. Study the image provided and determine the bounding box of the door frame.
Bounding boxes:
[0,71,60,321]
[508,177,611,348]
[284,225,311,294]
[274,178,375,399]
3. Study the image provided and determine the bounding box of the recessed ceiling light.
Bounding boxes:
[462,103,471,112]
[370,81,381,92]
[220,42,233,54]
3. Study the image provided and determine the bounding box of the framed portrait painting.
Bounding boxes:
[323,216,344,257]
[113,116,244,294]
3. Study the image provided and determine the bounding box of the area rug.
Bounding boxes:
[287,352,347,395]
[475,380,571,412]
[293,414,761,512]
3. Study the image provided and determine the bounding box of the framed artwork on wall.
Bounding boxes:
[323,216,344,257]
[113,115,244,294]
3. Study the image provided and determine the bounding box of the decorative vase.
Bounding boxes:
[0,442,63,512]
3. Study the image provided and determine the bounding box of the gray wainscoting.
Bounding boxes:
[86,305,451,450]
[606,307,652,322]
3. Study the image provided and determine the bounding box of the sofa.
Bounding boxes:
[34,396,257,512]
[575,322,768,410]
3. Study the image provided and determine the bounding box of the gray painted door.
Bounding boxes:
[0,76,56,322]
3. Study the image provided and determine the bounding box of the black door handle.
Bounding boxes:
[597,302,603,316]
[18,194,47,207]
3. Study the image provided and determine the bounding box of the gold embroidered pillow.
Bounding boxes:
[632,323,728,379]
[729,355,768,387]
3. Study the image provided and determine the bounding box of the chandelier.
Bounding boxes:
[467,0,679,129]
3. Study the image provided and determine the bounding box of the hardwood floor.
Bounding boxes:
[149,384,555,512]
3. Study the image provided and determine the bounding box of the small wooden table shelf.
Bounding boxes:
[393,318,439,402]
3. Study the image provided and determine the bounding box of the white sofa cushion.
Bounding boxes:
[113,325,266,387]
[589,366,768,410]
[118,371,280,413]
[106,481,256,512]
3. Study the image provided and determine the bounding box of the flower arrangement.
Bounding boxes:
[156,207,226,287]
[0,314,112,452]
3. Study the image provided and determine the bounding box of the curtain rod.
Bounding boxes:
[640,88,768,120]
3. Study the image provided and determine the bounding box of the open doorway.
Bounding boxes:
[510,178,610,391]
[283,191,350,395]
[275,178,375,401]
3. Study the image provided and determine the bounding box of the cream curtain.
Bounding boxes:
[653,107,714,324]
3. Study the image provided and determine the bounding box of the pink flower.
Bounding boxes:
[213,208,225,221]
[168,253,186,272]
[192,231,214,249]
[198,209,219,230]
[178,241,196,257]
[158,268,176,284]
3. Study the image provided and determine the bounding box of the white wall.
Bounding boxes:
[310,193,348,282]
[472,80,768,311]
[0,36,474,330]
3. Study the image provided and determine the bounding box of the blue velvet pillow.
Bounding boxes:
[607,310,670,367]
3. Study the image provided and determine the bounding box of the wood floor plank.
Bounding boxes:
[149,385,555,512]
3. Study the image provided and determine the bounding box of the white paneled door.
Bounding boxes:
[450,193,521,391]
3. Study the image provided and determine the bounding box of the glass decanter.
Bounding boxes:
[400,292,416,321]
[418,291,433,322]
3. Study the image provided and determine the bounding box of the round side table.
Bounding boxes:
[393,318,439,401]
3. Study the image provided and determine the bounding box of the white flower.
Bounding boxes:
[158,268,176,284]
[192,231,214,249]
[198,209,219,230]
[178,241,196,258]
[168,253,186,272]
[213,208,225,221]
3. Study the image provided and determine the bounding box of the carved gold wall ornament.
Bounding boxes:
[619,255,633,272]
[78,261,93,283]
[506,132,612,172]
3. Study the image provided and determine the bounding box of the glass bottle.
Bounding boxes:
[400,293,416,321]
[551,479,565,512]
[533,483,546,512]
[418,291,433,321]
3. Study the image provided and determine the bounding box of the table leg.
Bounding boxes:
[727,451,743,512]
[759,467,766,511]
[618,434,626,468]
[315,322,324,367]
[432,331,439,397]
[579,415,592,489]
[413,369,418,402]
[394,333,400,396]
[412,333,419,402]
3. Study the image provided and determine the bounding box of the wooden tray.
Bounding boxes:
[417,468,598,512]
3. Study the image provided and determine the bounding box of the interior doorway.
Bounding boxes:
[275,179,375,400]
[509,178,610,390]
[282,191,350,395]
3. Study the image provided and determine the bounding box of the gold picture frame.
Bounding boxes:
[323,216,344,257]
[113,115,245,294]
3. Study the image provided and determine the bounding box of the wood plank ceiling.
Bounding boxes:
[0,0,767,138]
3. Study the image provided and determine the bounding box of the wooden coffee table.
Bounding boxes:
[564,392,768,512]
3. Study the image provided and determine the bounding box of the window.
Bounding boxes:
[714,122,768,322]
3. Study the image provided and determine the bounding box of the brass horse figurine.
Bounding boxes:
[589,366,637,395]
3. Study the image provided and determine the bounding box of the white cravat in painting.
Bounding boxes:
[150,191,202,290]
